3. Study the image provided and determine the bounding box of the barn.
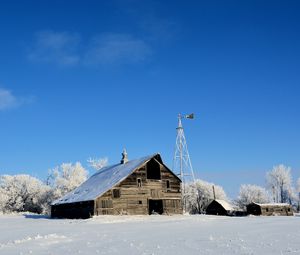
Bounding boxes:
[206,199,235,216]
[246,202,293,216]
[51,152,182,218]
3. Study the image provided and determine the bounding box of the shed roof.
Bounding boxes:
[250,202,291,207]
[214,199,235,211]
[52,153,178,205]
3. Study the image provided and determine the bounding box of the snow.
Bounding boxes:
[252,202,291,206]
[52,154,159,205]
[214,200,235,211]
[0,214,299,255]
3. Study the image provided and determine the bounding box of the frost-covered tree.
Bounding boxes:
[0,175,49,214]
[0,190,9,213]
[184,179,227,214]
[296,178,300,212]
[236,184,270,209]
[0,162,88,215]
[87,157,108,171]
[47,162,88,199]
[266,164,292,203]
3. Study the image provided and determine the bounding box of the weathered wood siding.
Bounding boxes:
[260,205,293,216]
[95,159,182,215]
[247,203,293,216]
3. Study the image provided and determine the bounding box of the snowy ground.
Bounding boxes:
[0,214,299,255]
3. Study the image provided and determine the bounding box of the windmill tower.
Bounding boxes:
[173,113,196,191]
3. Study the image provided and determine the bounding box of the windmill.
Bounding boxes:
[173,113,196,194]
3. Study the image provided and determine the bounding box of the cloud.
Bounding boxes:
[0,88,17,110]
[84,34,151,66]
[113,1,178,42]
[0,88,33,111]
[28,31,80,66]
[28,31,152,67]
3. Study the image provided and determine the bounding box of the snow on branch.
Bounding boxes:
[87,157,108,171]
[266,164,293,204]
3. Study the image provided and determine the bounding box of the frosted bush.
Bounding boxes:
[184,179,228,214]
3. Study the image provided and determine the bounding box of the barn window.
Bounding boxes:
[288,208,290,212]
[137,178,142,187]
[146,159,161,180]
[112,189,121,198]
[139,200,142,205]
[166,180,170,189]
[266,208,269,212]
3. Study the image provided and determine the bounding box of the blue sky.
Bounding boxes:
[0,0,299,198]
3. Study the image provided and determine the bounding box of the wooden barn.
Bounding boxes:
[206,199,235,216]
[51,152,182,218]
[246,202,293,216]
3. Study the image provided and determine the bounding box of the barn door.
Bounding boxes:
[149,199,163,215]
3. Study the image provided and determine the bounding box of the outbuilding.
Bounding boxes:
[246,202,293,216]
[206,199,235,216]
[51,152,182,218]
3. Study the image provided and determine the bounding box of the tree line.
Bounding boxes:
[0,157,107,214]
[184,164,300,214]
[0,161,299,215]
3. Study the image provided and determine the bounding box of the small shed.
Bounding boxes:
[247,202,293,216]
[206,199,235,216]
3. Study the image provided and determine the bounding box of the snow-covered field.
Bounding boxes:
[0,214,299,255]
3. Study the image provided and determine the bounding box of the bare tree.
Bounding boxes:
[236,184,270,209]
[47,162,88,198]
[297,178,300,212]
[266,164,292,203]
[87,157,108,171]
[184,179,227,214]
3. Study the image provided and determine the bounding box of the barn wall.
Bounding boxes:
[206,201,228,216]
[95,159,182,215]
[247,204,293,216]
[51,201,94,219]
[260,205,293,216]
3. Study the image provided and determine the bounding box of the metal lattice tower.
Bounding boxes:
[173,113,196,188]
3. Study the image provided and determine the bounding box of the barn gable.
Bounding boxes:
[52,153,180,206]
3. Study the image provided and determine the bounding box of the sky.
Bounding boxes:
[0,0,300,198]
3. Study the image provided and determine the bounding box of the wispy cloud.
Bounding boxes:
[27,3,178,68]
[0,88,33,111]
[0,88,17,110]
[28,31,151,68]
[28,31,80,66]
[114,0,178,42]
[84,34,151,66]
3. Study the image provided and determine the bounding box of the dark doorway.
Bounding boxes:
[146,159,161,180]
[149,199,163,215]
[246,203,262,216]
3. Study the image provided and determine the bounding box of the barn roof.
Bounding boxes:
[52,153,178,205]
[214,199,235,211]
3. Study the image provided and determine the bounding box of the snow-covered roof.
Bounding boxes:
[52,153,172,205]
[250,202,291,207]
[215,199,235,211]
